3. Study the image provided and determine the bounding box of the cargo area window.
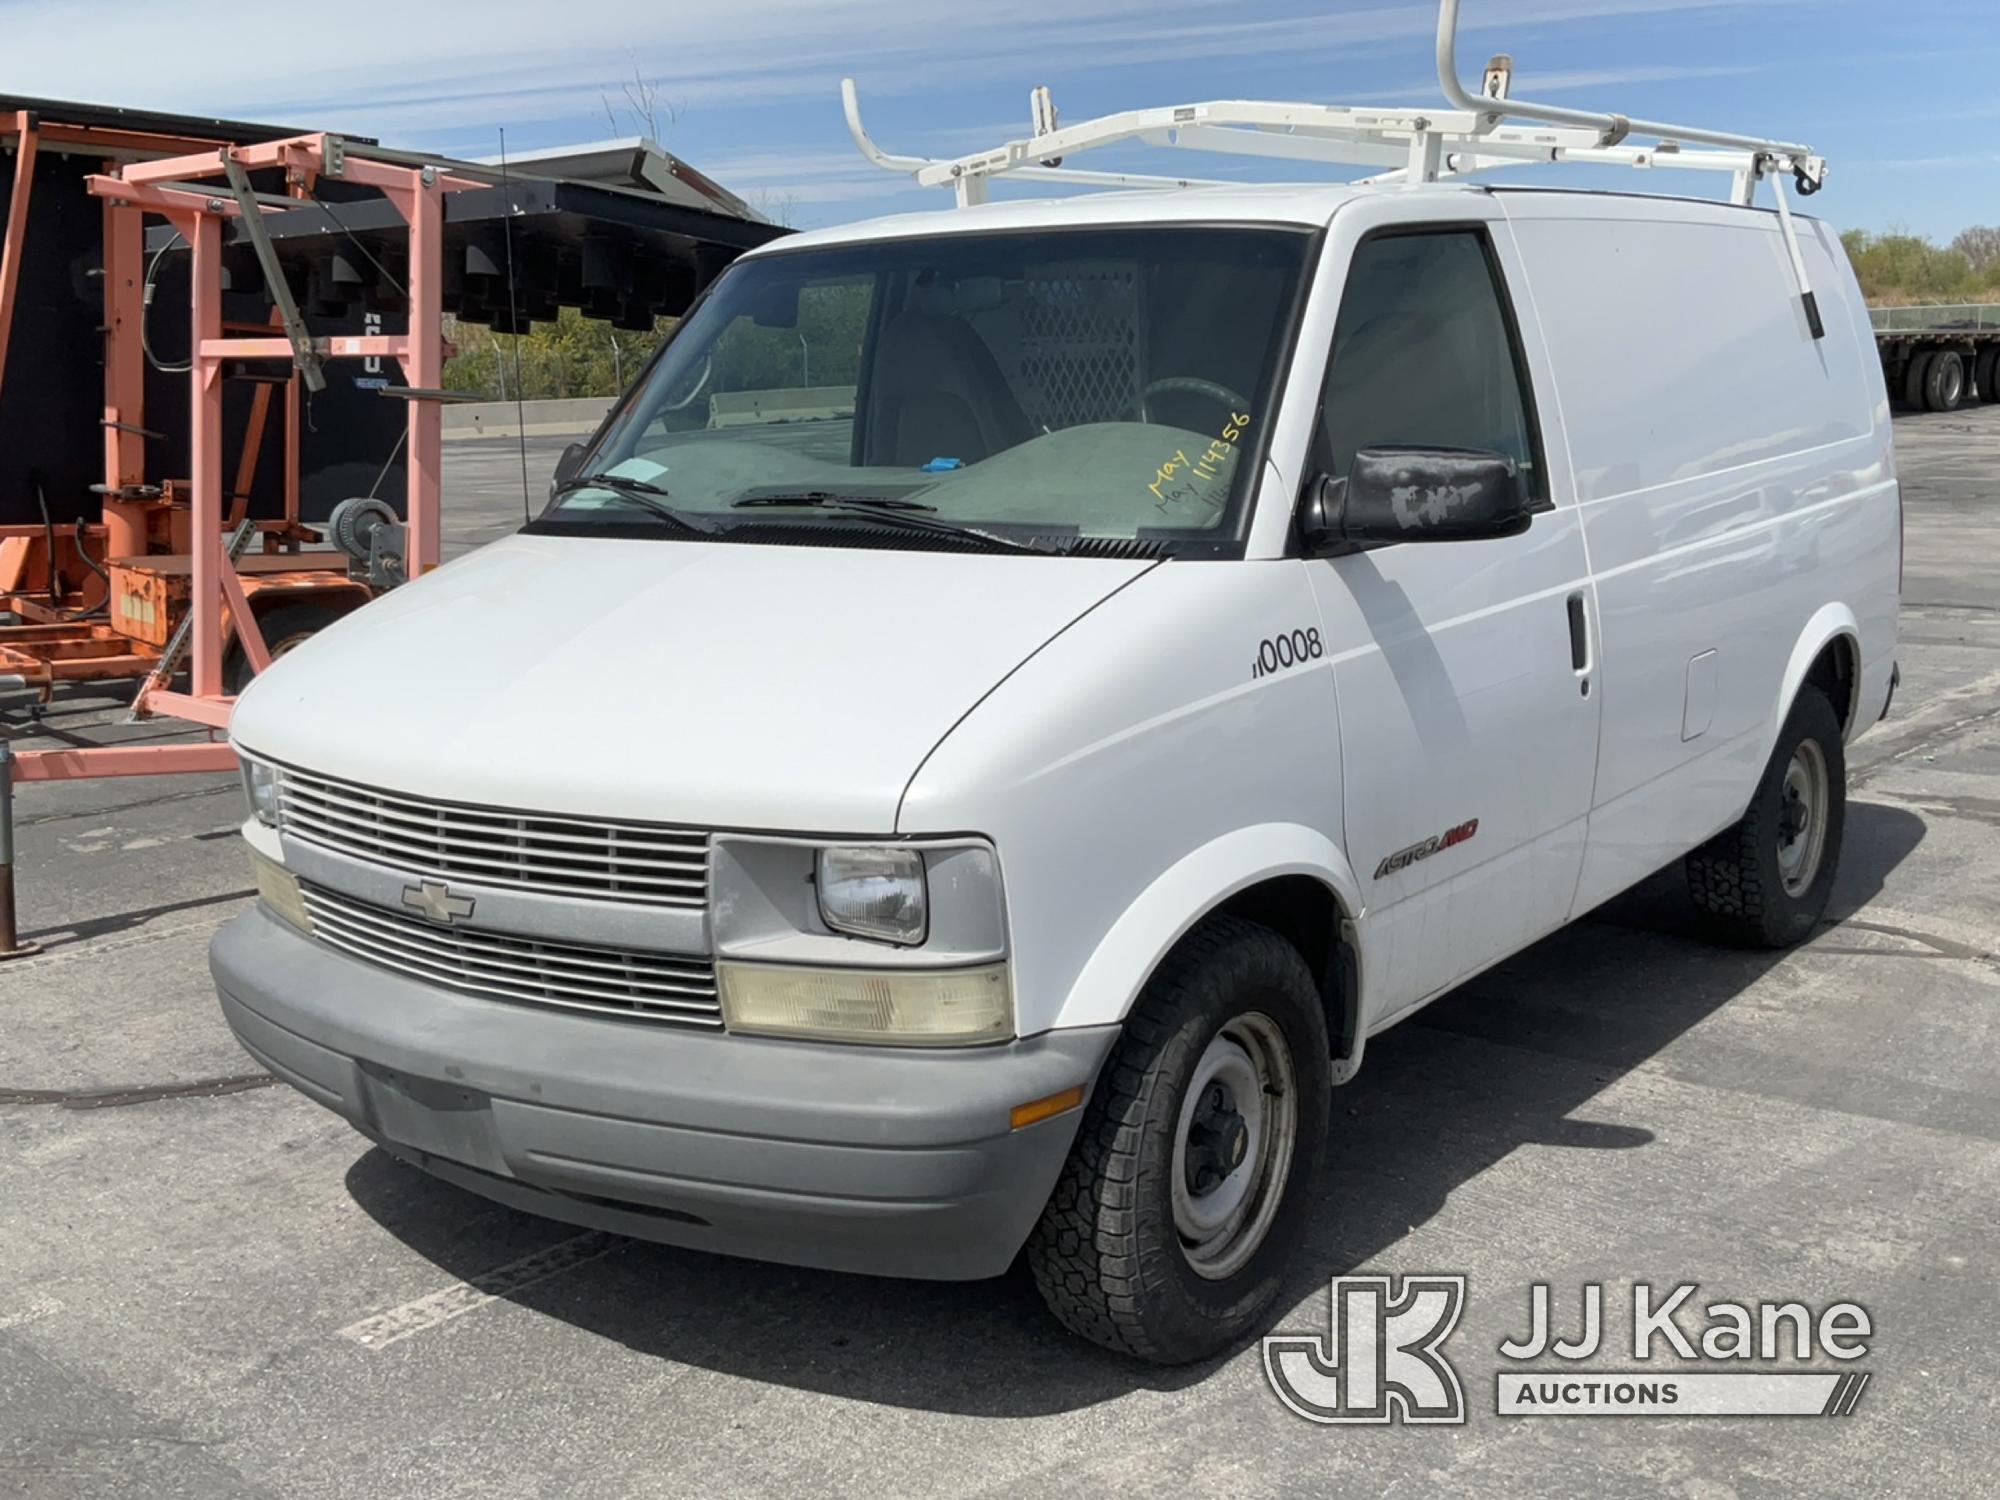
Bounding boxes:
[1315,229,1544,503]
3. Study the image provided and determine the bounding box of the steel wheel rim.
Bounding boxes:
[1776,739,1829,896]
[1171,1012,1297,1281]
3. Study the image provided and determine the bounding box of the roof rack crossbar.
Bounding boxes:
[1436,0,1812,165]
[840,0,1826,207]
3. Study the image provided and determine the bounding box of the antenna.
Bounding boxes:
[496,127,533,525]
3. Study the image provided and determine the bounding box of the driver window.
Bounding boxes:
[1316,229,1542,499]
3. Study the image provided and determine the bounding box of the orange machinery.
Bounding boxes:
[0,113,477,952]
[0,101,783,950]
[0,107,388,711]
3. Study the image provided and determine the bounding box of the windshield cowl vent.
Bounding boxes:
[1062,536,1171,560]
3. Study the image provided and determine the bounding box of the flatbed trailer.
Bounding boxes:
[1873,304,2000,412]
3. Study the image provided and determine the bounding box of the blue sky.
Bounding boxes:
[5,0,1995,240]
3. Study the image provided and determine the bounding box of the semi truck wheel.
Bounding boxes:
[224,598,355,695]
[1026,914,1329,1365]
[1901,351,1934,410]
[1976,347,2000,404]
[1686,685,1845,949]
[1923,350,1966,412]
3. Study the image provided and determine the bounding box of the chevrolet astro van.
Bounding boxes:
[213,178,1900,1363]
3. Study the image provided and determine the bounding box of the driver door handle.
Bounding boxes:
[1567,590,1592,695]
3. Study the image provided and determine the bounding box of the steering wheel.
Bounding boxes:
[1125,375,1250,425]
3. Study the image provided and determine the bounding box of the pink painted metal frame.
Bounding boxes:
[0,112,42,415]
[9,135,475,782]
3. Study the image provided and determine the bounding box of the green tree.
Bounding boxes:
[1839,228,1981,304]
[444,308,674,401]
[1949,225,2000,277]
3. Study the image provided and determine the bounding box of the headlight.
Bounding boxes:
[240,756,280,827]
[816,846,927,946]
[248,848,312,933]
[718,961,1010,1046]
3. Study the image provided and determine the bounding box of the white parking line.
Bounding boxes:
[336,1233,619,1350]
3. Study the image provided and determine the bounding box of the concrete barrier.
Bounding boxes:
[708,386,857,427]
[442,397,616,441]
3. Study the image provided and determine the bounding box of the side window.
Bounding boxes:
[1315,230,1544,502]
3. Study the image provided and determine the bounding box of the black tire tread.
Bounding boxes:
[1975,346,2000,405]
[1686,686,1843,948]
[1924,350,1965,413]
[223,597,353,695]
[1025,915,1315,1363]
[1902,351,1934,411]
[1685,795,1770,925]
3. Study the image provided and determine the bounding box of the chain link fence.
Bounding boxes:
[1869,303,2000,332]
[442,312,673,402]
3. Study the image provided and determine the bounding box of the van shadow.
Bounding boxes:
[344,801,1924,1417]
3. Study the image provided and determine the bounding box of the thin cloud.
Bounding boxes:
[1345,61,1768,104]
[0,0,1789,147]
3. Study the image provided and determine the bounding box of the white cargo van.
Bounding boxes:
[211,28,1899,1363]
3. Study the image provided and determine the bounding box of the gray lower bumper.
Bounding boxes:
[210,909,1117,1280]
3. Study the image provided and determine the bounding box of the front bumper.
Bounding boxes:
[211,908,1116,1280]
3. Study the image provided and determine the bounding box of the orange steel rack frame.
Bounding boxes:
[0,128,480,950]
[1,110,352,693]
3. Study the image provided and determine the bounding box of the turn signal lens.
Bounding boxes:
[718,961,1010,1045]
[248,848,312,934]
[1010,1085,1086,1131]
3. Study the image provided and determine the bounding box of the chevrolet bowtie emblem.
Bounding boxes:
[402,880,474,925]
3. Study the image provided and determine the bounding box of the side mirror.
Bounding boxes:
[1300,446,1530,553]
[551,441,587,490]
[1297,472,1348,555]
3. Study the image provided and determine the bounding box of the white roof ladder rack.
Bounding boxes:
[842,0,1831,338]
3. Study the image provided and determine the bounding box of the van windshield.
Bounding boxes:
[539,226,1313,554]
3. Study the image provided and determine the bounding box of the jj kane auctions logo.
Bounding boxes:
[1265,1277,1874,1422]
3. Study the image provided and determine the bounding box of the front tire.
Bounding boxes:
[1026,915,1329,1364]
[1685,685,1845,947]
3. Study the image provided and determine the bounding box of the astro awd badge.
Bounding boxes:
[1373,818,1479,880]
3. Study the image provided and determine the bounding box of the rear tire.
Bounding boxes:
[1975,346,2000,404]
[1902,351,1934,411]
[224,597,354,695]
[1686,685,1845,948]
[1026,915,1329,1365]
[1923,350,1966,412]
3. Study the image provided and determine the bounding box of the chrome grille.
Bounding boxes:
[299,882,722,1028]
[275,766,708,909]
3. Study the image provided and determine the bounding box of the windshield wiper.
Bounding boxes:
[732,493,1051,554]
[731,492,937,513]
[550,473,719,534]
